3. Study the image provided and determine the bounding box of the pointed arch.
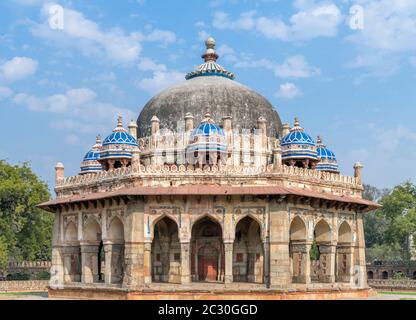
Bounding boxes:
[338,221,352,244]
[233,216,263,283]
[191,215,224,282]
[152,216,180,283]
[108,217,124,241]
[290,216,307,241]
[64,222,78,242]
[84,218,101,242]
[314,219,331,243]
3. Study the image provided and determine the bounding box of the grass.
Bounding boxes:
[379,291,416,296]
[0,291,48,297]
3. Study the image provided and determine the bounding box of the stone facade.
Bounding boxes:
[38,37,380,300]
[366,261,416,280]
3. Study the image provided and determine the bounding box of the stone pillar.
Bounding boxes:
[263,238,270,286]
[122,199,145,289]
[290,241,311,284]
[281,123,290,137]
[354,162,363,184]
[80,243,99,284]
[224,241,234,284]
[55,163,64,186]
[336,244,354,283]
[269,201,291,289]
[104,243,113,284]
[318,243,336,283]
[151,116,160,135]
[354,213,368,288]
[49,211,64,289]
[272,140,282,172]
[62,246,81,283]
[128,120,138,139]
[180,242,191,284]
[143,242,152,285]
[185,113,194,132]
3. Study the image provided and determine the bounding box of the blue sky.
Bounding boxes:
[0,0,415,191]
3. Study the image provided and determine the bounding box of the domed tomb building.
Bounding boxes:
[39,37,380,300]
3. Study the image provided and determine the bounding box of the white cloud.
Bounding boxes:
[0,86,13,101]
[275,82,303,99]
[213,3,342,41]
[0,57,38,82]
[138,57,167,72]
[346,0,416,76]
[274,55,320,78]
[12,87,135,140]
[28,3,176,64]
[218,45,320,79]
[137,70,185,95]
[343,123,416,187]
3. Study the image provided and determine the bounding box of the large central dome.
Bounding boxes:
[137,37,283,138]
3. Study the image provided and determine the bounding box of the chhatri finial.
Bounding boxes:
[205,37,216,50]
[96,135,102,144]
[117,115,123,127]
[317,136,322,144]
[291,117,304,132]
[202,36,219,62]
[202,111,213,123]
[294,117,300,127]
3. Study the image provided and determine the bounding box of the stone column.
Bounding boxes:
[318,243,336,283]
[290,241,311,284]
[224,241,234,284]
[122,199,145,290]
[49,211,64,289]
[80,243,99,284]
[269,201,291,289]
[263,238,270,286]
[104,242,113,284]
[143,242,152,285]
[180,242,191,284]
[354,213,368,288]
[336,245,354,283]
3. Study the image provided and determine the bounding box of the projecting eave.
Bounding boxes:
[37,185,381,213]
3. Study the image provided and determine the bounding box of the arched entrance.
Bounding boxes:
[289,216,308,283]
[233,216,263,283]
[382,271,388,279]
[82,218,102,283]
[152,216,181,283]
[191,216,224,282]
[310,219,333,283]
[336,221,353,283]
[367,271,374,279]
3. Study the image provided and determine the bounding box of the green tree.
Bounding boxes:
[0,160,53,262]
[0,236,8,271]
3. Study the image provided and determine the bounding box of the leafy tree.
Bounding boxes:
[0,236,8,271]
[363,182,416,261]
[0,160,53,262]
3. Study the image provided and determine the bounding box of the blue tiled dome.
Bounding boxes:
[316,136,339,173]
[281,129,315,147]
[186,112,228,165]
[103,131,138,147]
[100,117,138,162]
[191,121,225,139]
[317,146,337,161]
[83,150,101,162]
[281,118,318,165]
[80,136,103,174]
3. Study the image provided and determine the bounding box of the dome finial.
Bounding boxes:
[317,135,322,144]
[294,117,300,127]
[96,135,102,145]
[117,115,123,128]
[202,36,219,63]
[205,36,216,50]
[202,111,212,122]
